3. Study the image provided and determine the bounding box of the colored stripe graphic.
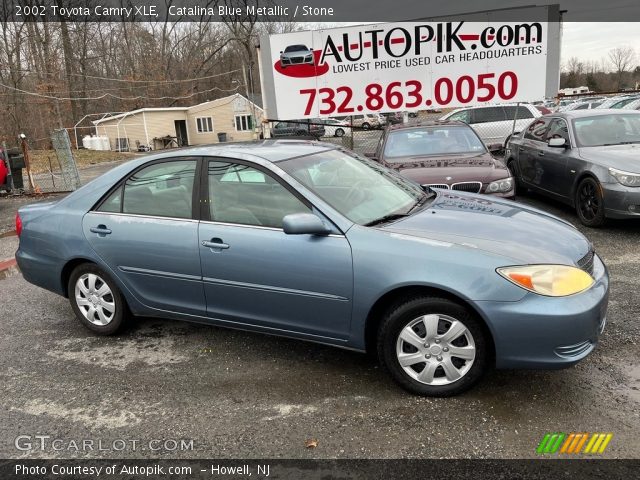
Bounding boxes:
[537,433,613,454]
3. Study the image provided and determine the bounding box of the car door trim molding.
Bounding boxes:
[202,275,350,301]
[199,219,345,237]
[88,211,200,223]
[119,265,202,282]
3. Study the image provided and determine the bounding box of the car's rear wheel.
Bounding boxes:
[335,128,345,137]
[361,122,370,130]
[68,264,128,335]
[377,296,488,396]
[576,177,606,227]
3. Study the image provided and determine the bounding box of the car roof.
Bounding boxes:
[134,140,338,164]
[543,109,640,119]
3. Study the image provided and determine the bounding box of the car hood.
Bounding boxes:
[578,144,640,171]
[380,191,591,265]
[382,153,508,184]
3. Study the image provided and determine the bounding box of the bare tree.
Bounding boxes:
[608,46,636,90]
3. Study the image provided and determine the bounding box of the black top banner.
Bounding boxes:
[2,0,640,22]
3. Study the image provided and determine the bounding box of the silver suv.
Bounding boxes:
[440,104,540,147]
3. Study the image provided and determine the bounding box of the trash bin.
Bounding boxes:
[7,151,25,190]
[217,132,227,143]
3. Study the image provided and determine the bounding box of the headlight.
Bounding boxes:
[487,177,513,193]
[497,265,594,296]
[609,167,640,187]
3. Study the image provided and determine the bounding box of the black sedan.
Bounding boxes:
[505,110,640,226]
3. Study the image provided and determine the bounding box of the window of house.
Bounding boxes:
[196,117,213,133]
[235,114,253,132]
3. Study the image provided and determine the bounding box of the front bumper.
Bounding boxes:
[476,254,609,369]
[602,182,640,219]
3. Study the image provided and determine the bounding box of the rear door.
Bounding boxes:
[83,157,206,316]
[198,158,353,340]
[518,117,551,188]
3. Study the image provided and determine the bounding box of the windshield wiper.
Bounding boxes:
[405,191,435,215]
[364,192,435,227]
[364,213,410,227]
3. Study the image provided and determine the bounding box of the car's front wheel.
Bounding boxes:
[361,122,370,130]
[575,177,606,227]
[335,128,345,137]
[68,264,128,335]
[377,296,488,396]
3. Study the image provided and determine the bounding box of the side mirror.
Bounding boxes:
[282,213,332,235]
[548,137,567,148]
[487,143,503,153]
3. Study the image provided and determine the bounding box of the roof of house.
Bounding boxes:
[92,93,263,125]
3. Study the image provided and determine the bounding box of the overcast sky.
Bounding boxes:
[562,22,639,67]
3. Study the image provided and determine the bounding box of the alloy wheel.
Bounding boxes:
[578,180,601,221]
[395,314,476,385]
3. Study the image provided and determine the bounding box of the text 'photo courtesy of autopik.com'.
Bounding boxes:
[1,0,639,479]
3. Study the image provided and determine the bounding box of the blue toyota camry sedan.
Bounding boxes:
[15,140,609,396]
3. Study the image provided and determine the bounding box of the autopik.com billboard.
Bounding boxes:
[258,6,561,120]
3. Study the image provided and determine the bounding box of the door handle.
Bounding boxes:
[90,225,112,235]
[538,151,545,156]
[202,238,230,250]
[518,147,524,152]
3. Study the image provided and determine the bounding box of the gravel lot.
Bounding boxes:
[0,159,638,459]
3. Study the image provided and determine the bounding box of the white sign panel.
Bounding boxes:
[259,16,559,120]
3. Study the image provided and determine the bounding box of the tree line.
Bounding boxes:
[561,46,639,93]
[0,1,296,147]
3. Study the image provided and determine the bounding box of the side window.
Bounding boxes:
[98,186,122,213]
[208,161,311,229]
[546,119,570,144]
[524,118,551,141]
[447,110,471,123]
[504,106,534,119]
[472,107,506,124]
[121,160,197,219]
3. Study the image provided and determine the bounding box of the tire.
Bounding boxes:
[377,296,488,396]
[575,177,606,227]
[68,263,128,335]
[335,128,345,137]
[361,122,370,130]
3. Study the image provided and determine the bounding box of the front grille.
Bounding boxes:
[291,57,303,64]
[577,249,595,276]
[424,184,450,190]
[451,181,483,193]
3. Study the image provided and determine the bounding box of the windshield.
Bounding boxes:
[279,149,428,226]
[284,45,308,52]
[383,126,486,160]
[573,114,640,147]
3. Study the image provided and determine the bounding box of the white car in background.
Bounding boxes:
[560,100,603,111]
[439,103,540,147]
[622,98,640,110]
[321,118,351,137]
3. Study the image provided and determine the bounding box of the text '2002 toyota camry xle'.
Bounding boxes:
[16,141,609,396]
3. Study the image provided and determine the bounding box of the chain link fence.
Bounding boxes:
[3,130,82,195]
[266,106,540,160]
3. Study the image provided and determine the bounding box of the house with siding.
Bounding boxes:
[92,93,264,151]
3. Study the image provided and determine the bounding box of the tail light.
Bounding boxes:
[15,212,22,237]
